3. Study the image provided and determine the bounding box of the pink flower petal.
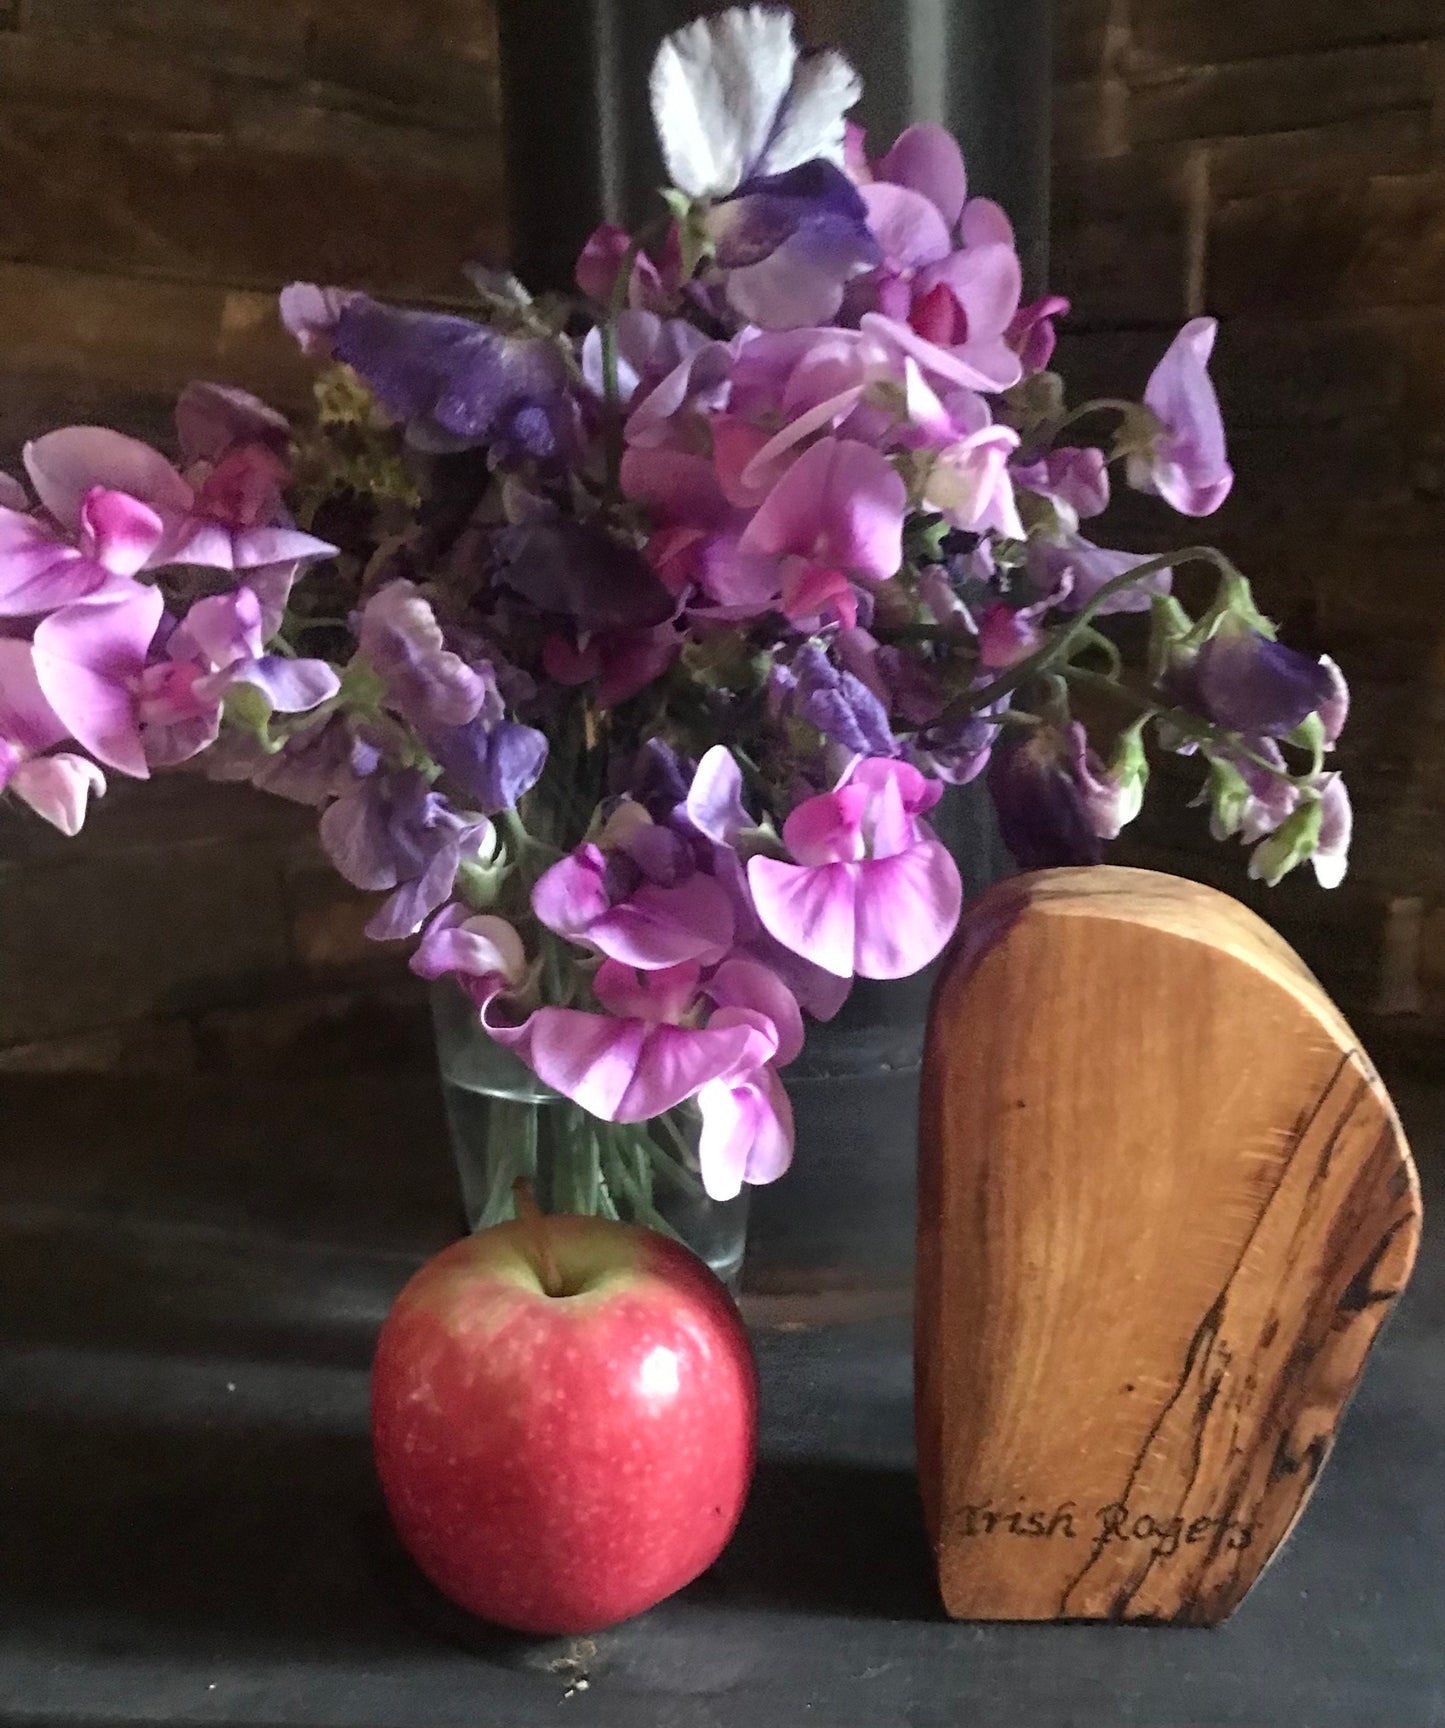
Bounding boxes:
[741,436,905,581]
[24,428,191,535]
[532,846,610,939]
[846,755,945,816]
[698,1064,796,1199]
[747,855,859,978]
[487,1005,763,1123]
[79,488,167,577]
[918,242,1022,344]
[177,588,265,670]
[0,509,141,617]
[9,752,105,836]
[0,638,67,753]
[781,784,869,865]
[780,559,854,624]
[589,875,735,969]
[411,909,526,985]
[876,124,968,226]
[31,588,164,778]
[620,446,733,529]
[959,198,1015,248]
[851,836,962,978]
[705,956,805,1066]
[593,958,702,1024]
[861,182,953,271]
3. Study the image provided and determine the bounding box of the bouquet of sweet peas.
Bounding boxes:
[0,5,1349,1203]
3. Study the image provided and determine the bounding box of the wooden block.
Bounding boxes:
[916,866,1421,1625]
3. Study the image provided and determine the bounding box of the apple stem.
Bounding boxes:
[512,1179,564,1297]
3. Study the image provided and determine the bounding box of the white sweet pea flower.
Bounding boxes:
[649,5,861,200]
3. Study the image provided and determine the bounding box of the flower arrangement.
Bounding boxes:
[0,6,1349,1213]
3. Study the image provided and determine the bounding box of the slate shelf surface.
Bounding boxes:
[1,1068,1442,1728]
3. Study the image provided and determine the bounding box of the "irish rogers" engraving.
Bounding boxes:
[953,1500,1254,1557]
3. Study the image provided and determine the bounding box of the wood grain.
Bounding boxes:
[916,867,1421,1624]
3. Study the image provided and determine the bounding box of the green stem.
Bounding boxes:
[600,237,645,499]
[1062,665,1300,783]
[1051,397,1147,436]
[605,1125,682,1240]
[962,546,1232,713]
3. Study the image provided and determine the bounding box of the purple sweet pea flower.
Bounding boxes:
[1186,626,1339,739]
[748,757,960,979]
[297,290,573,460]
[429,715,548,814]
[278,282,357,357]
[987,725,1106,869]
[1310,773,1352,888]
[1028,535,1172,615]
[649,7,879,328]
[582,312,711,413]
[532,807,736,971]
[491,520,676,631]
[683,744,755,844]
[912,705,1003,786]
[776,641,896,758]
[146,585,339,767]
[1318,655,1349,747]
[319,768,497,941]
[1127,317,1233,516]
[206,712,378,807]
[1012,446,1109,530]
[712,161,883,329]
[1200,739,1300,846]
[357,580,487,730]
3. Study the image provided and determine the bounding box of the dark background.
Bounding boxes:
[0,0,1442,1073]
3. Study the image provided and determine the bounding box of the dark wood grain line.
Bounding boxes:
[1057,1049,1360,1619]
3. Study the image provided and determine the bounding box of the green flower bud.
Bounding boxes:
[1247,797,1322,886]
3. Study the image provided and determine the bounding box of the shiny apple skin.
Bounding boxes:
[371,1215,757,1635]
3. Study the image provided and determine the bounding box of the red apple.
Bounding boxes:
[371,1212,757,1635]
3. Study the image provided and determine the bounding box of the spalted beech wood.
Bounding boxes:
[917,868,1421,1624]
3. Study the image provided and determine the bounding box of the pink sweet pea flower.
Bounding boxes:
[4,750,106,835]
[740,436,906,600]
[484,958,777,1125]
[1006,294,1070,372]
[409,904,529,998]
[847,122,1023,393]
[0,637,107,834]
[532,814,735,971]
[0,486,162,618]
[1126,317,1233,516]
[747,758,962,979]
[873,124,969,228]
[145,586,339,767]
[23,427,334,575]
[698,1061,794,1199]
[923,413,1024,538]
[30,586,165,778]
